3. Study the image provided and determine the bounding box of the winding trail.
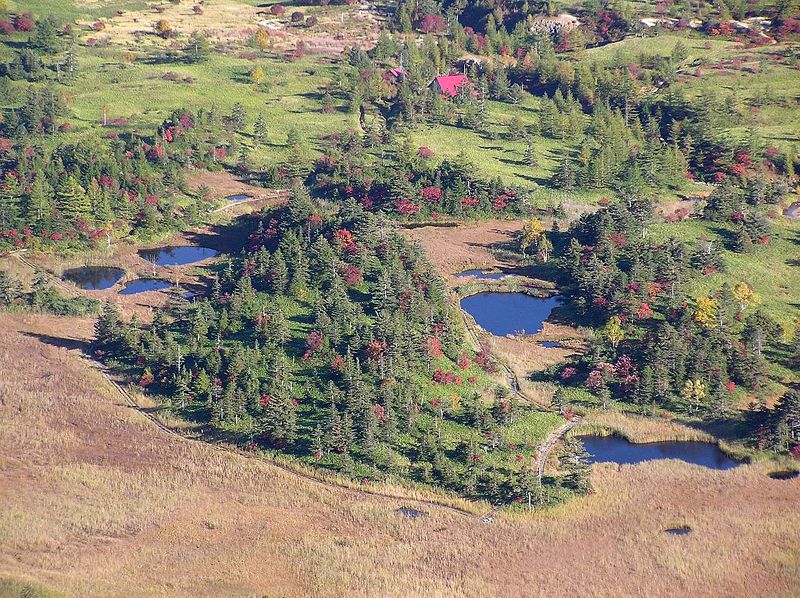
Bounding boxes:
[459,303,529,404]
[11,251,78,296]
[210,189,289,214]
[458,295,582,518]
[536,417,581,481]
[81,353,485,520]
[82,324,579,522]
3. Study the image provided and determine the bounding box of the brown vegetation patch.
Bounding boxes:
[403,219,523,281]
[576,410,717,443]
[1,318,799,597]
[89,0,382,55]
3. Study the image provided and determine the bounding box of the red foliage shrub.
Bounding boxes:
[423,336,443,358]
[637,302,654,319]
[418,146,434,159]
[15,13,34,32]
[340,263,363,286]
[421,186,442,203]
[302,330,324,360]
[419,13,445,34]
[138,369,154,387]
[493,194,510,210]
[365,339,386,360]
[332,228,357,253]
[394,198,420,216]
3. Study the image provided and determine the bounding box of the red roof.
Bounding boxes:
[433,74,470,97]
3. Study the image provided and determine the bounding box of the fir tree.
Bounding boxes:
[559,437,591,493]
[253,113,268,146]
[56,175,91,224]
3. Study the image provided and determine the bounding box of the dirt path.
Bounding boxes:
[210,189,290,214]
[82,352,485,520]
[11,251,78,296]
[536,417,581,481]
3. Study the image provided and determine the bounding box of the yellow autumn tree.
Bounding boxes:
[250,65,266,86]
[732,281,759,312]
[603,315,625,349]
[693,296,717,329]
[681,379,707,412]
[154,19,173,38]
[519,218,544,255]
[254,27,270,50]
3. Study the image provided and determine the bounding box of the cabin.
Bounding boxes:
[430,74,471,98]
[382,67,405,83]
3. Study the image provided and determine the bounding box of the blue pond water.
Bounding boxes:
[119,279,172,295]
[539,341,563,349]
[139,246,218,266]
[455,269,510,280]
[460,292,563,335]
[62,266,124,290]
[226,193,252,201]
[665,527,691,536]
[574,435,740,470]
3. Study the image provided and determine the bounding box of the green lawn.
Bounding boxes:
[651,216,800,328]
[12,0,150,20]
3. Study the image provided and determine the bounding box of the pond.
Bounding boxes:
[664,526,692,536]
[62,266,125,290]
[119,279,172,295]
[139,246,218,266]
[538,341,563,349]
[455,269,510,280]
[226,193,252,202]
[460,292,563,336]
[574,435,741,470]
[786,202,800,219]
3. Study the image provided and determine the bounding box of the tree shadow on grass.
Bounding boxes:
[22,331,90,353]
[709,224,737,251]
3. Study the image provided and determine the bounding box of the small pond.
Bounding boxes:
[455,269,510,281]
[62,266,125,290]
[785,202,800,219]
[664,526,692,536]
[226,193,252,202]
[538,341,563,349]
[460,292,563,336]
[574,435,740,470]
[139,246,218,266]
[119,279,172,295]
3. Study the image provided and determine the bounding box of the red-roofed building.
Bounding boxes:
[430,74,471,98]
[383,67,405,82]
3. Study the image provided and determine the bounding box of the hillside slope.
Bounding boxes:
[1,313,799,597]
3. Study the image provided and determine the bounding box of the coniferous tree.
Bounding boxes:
[559,437,591,493]
[56,175,91,224]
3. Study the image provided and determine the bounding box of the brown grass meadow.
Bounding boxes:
[0,312,799,597]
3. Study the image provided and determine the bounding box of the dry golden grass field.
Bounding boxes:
[1,312,799,598]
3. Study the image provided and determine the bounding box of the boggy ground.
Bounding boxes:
[1,178,286,321]
[1,312,799,598]
[403,219,524,280]
[404,219,587,406]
